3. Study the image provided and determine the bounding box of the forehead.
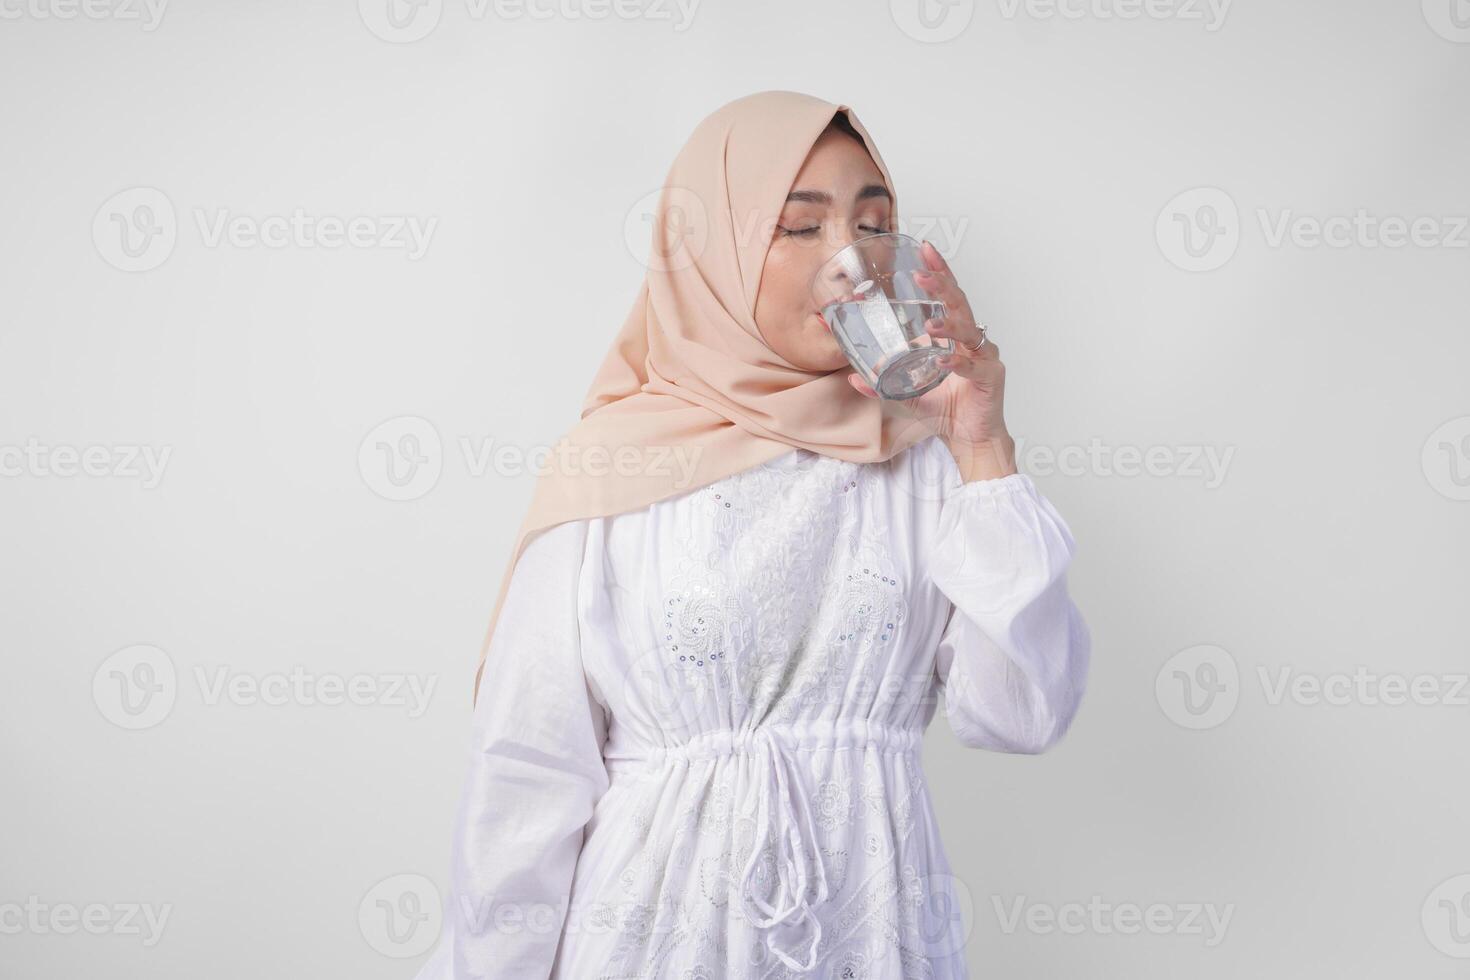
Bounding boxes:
[786,130,889,198]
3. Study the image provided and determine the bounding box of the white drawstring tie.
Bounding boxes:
[737,727,830,973]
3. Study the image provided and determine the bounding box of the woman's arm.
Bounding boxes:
[850,241,1089,754]
[928,471,1091,754]
[420,519,609,979]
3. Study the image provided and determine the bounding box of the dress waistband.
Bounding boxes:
[603,719,923,774]
[602,721,924,974]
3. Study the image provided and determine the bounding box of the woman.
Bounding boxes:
[416,90,1091,979]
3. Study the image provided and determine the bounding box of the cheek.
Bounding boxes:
[756,243,847,369]
[761,243,821,312]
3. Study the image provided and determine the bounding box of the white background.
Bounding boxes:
[2,0,1469,977]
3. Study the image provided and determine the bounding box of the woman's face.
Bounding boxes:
[753,128,894,371]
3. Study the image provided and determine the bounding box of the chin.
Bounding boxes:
[819,349,851,372]
[800,343,849,373]
[771,315,851,372]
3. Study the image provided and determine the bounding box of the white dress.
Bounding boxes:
[415,434,1091,979]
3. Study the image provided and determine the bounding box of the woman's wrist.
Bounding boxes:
[944,432,1019,483]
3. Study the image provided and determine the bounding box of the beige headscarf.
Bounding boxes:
[473,90,934,701]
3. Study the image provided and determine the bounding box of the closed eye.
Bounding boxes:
[778,223,891,238]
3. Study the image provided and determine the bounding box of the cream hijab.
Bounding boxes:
[474,90,933,700]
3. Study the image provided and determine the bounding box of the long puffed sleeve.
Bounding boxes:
[928,472,1091,754]
[417,518,610,980]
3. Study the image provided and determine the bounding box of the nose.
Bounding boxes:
[819,234,860,287]
[813,222,884,303]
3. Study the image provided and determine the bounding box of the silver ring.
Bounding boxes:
[958,324,988,353]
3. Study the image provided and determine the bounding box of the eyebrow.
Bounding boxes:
[784,184,892,206]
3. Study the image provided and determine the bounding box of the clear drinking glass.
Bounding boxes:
[811,232,953,400]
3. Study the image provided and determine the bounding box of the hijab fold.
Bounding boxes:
[474,90,932,700]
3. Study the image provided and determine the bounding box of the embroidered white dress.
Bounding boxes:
[415,434,1090,979]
